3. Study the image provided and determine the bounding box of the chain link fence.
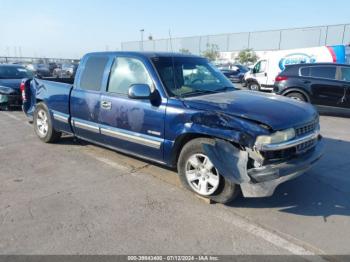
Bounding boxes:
[0,56,79,65]
[121,24,350,54]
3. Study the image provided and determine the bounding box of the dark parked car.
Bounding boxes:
[32,64,51,77]
[274,63,350,116]
[22,52,323,203]
[219,64,249,83]
[0,64,34,110]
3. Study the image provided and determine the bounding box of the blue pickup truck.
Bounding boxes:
[22,52,324,203]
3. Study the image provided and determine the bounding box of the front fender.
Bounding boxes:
[165,110,270,167]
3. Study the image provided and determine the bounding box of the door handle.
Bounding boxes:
[101,101,112,110]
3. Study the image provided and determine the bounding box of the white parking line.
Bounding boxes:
[0,111,31,126]
[215,209,326,259]
[0,111,22,121]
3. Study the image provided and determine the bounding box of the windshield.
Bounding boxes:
[152,57,235,97]
[0,66,34,79]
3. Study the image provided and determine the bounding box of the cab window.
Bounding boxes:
[253,60,267,73]
[80,56,109,91]
[108,57,153,95]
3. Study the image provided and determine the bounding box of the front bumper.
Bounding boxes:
[0,94,21,109]
[241,138,324,198]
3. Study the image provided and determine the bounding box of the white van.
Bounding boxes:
[244,45,346,91]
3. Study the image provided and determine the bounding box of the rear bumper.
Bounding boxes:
[241,138,324,198]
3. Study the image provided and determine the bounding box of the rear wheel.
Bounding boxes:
[177,138,240,204]
[34,103,61,143]
[286,92,307,102]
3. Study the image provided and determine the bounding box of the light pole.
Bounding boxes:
[140,29,145,51]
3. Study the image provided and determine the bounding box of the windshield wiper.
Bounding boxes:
[180,89,219,98]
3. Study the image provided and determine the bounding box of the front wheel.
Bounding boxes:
[248,81,260,91]
[177,138,240,204]
[34,103,61,143]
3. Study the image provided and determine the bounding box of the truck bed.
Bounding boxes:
[23,77,73,119]
[41,77,75,85]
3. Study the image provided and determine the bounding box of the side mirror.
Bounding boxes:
[128,84,152,99]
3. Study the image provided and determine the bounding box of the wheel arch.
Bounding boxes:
[170,132,244,168]
[282,88,311,102]
[170,133,213,168]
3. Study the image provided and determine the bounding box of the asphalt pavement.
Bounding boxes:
[0,110,349,257]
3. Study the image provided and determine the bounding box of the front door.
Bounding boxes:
[98,56,166,162]
[252,60,268,87]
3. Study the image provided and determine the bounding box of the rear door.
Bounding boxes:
[98,55,166,162]
[70,55,110,143]
[309,65,346,108]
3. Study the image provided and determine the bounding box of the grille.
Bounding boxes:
[262,147,296,160]
[296,139,317,153]
[295,120,318,137]
[261,119,319,161]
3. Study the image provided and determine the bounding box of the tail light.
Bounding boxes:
[275,75,288,82]
[20,81,26,101]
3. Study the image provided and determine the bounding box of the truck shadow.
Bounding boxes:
[230,137,350,219]
[55,135,88,146]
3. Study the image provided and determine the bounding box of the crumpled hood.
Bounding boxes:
[183,90,318,131]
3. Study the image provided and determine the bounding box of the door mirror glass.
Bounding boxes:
[128,84,151,99]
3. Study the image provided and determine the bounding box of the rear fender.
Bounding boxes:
[22,78,37,117]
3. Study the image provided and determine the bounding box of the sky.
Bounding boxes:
[0,0,349,58]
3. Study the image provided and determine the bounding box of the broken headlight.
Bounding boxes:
[255,128,295,147]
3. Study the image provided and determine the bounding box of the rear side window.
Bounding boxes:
[310,66,336,80]
[340,67,350,82]
[80,56,109,91]
[300,67,310,77]
[107,57,153,95]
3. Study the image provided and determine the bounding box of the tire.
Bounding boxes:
[248,81,260,91]
[286,92,307,102]
[34,103,61,143]
[177,138,240,204]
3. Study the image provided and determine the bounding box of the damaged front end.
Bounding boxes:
[200,115,324,198]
